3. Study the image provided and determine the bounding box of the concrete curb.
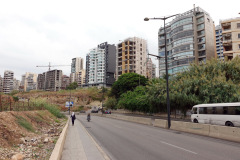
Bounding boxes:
[49,118,69,160]
[78,118,111,160]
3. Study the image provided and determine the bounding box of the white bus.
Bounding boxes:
[191,103,240,127]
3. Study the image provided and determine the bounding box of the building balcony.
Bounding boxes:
[222,41,232,46]
[222,23,231,27]
[159,43,166,47]
[223,51,233,57]
[222,33,231,38]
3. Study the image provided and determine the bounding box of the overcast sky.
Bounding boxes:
[0,0,239,80]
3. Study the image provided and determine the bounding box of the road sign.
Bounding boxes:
[65,102,74,107]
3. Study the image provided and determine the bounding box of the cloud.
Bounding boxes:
[0,0,240,80]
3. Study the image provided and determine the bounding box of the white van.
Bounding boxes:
[191,103,240,127]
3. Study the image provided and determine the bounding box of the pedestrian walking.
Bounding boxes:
[71,112,76,126]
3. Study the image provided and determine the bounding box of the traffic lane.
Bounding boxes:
[113,113,191,122]
[79,115,240,160]
[99,116,240,160]
[79,115,185,160]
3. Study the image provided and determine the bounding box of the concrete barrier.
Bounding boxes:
[102,114,240,143]
[209,125,240,143]
[154,119,168,129]
[49,118,69,160]
[131,117,152,125]
[106,114,152,126]
[171,121,210,136]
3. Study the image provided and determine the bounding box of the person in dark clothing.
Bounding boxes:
[71,112,76,126]
[87,113,91,122]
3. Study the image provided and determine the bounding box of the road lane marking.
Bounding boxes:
[78,117,111,160]
[160,141,197,155]
[113,125,122,129]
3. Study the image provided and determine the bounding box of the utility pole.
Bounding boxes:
[68,90,71,115]
[102,86,104,115]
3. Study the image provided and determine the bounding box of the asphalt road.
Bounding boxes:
[78,115,240,160]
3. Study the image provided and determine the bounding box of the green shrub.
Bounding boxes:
[15,116,35,132]
[34,99,65,118]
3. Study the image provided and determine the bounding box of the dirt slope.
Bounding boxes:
[0,110,66,160]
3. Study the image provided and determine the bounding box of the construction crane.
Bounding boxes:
[36,62,70,71]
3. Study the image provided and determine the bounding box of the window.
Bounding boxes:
[197,17,204,23]
[239,44,240,49]
[197,24,204,30]
[197,30,205,36]
[193,108,197,114]
[223,107,228,114]
[237,23,240,28]
[238,33,240,39]
[199,107,207,114]
[198,44,205,50]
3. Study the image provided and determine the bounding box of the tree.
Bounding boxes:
[66,82,78,90]
[110,73,148,99]
[170,59,240,115]
[146,78,168,113]
[117,86,150,112]
[104,97,117,109]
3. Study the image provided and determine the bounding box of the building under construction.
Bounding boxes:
[37,70,62,91]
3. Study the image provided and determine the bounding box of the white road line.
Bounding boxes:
[79,118,111,160]
[160,141,197,155]
[113,125,122,129]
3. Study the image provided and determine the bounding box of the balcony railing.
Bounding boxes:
[222,41,232,46]
[222,23,231,27]
[223,33,231,37]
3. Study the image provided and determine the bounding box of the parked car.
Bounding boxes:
[104,110,111,114]
[91,110,98,113]
[80,110,86,113]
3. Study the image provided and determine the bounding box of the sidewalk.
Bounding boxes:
[61,115,106,160]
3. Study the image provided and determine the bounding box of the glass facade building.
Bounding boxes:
[158,7,216,77]
[215,25,224,60]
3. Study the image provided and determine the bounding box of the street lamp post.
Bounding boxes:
[144,14,179,129]
[69,89,71,115]
[102,86,104,115]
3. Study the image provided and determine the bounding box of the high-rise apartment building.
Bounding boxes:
[152,64,156,78]
[215,25,224,60]
[21,72,38,92]
[76,70,86,87]
[37,70,62,91]
[70,57,86,87]
[71,57,84,73]
[116,37,147,79]
[158,7,216,77]
[146,58,154,79]
[13,78,20,91]
[220,17,240,60]
[61,75,70,90]
[85,42,116,87]
[3,70,14,94]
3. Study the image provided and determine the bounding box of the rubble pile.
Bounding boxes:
[0,111,66,160]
